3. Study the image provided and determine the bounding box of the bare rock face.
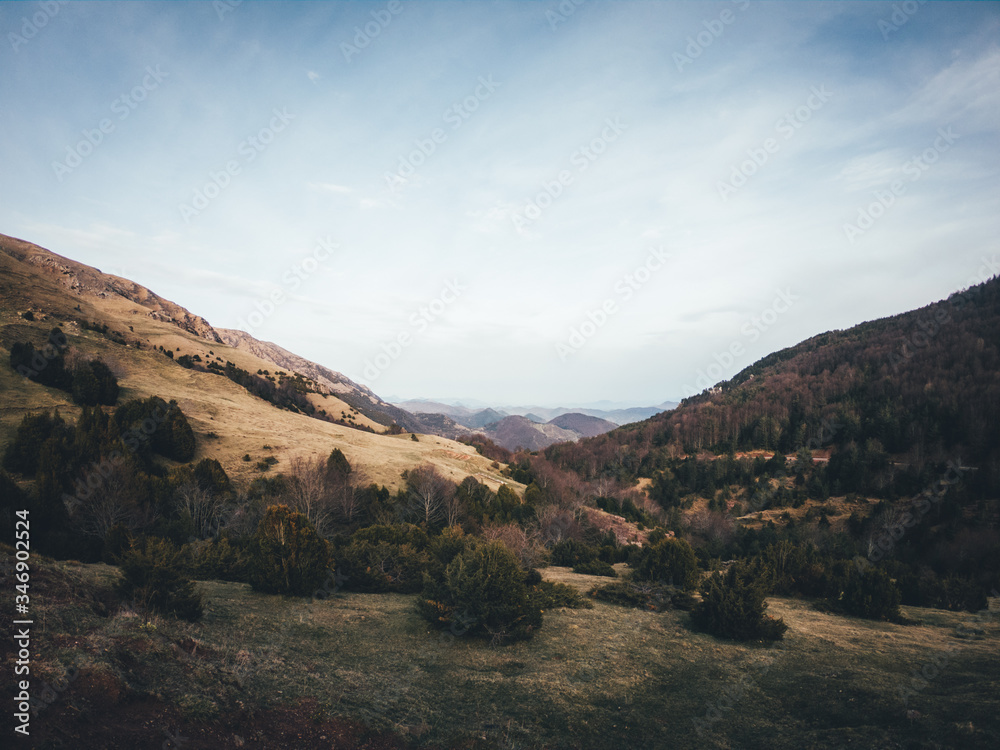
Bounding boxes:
[0,233,222,343]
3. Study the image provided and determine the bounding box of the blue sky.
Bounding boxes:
[1,0,998,407]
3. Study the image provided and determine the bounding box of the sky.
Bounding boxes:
[1,0,998,408]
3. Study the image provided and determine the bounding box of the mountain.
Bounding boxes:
[217,328,423,432]
[394,399,670,428]
[393,399,509,430]
[484,415,579,452]
[0,233,507,491]
[549,412,618,439]
[546,275,1000,499]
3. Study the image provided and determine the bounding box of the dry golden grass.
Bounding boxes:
[0,257,519,494]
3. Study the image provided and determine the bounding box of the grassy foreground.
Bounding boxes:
[6,557,999,749]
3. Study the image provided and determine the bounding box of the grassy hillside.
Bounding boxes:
[0,237,513,493]
[10,551,1000,749]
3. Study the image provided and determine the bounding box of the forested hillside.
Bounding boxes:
[548,276,1000,499]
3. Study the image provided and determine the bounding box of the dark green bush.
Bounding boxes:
[691,561,787,642]
[116,537,203,621]
[248,505,331,596]
[549,538,596,567]
[633,537,700,590]
[418,540,543,644]
[839,566,902,621]
[573,559,618,577]
[189,537,247,582]
[339,524,431,593]
[532,579,593,610]
[71,359,119,406]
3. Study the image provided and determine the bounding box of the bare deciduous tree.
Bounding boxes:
[405,464,454,526]
[176,482,229,539]
[73,460,150,540]
[284,456,337,537]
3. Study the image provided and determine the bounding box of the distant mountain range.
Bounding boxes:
[392,399,679,451]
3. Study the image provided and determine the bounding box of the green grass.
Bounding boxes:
[21,558,1000,749]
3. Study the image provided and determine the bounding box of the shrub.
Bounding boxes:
[632,537,700,590]
[839,567,902,621]
[71,359,119,406]
[549,538,597,567]
[189,537,247,582]
[418,540,543,644]
[339,524,431,593]
[573,559,618,577]
[691,561,787,642]
[326,447,352,479]
[116,537,203,621]
[248,505,331,596]
[532,579,593,610]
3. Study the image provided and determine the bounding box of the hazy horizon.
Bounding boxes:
[2,0,998,405]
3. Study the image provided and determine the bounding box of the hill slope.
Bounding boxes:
[548,275,1000,495]
[0,233,510,491]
